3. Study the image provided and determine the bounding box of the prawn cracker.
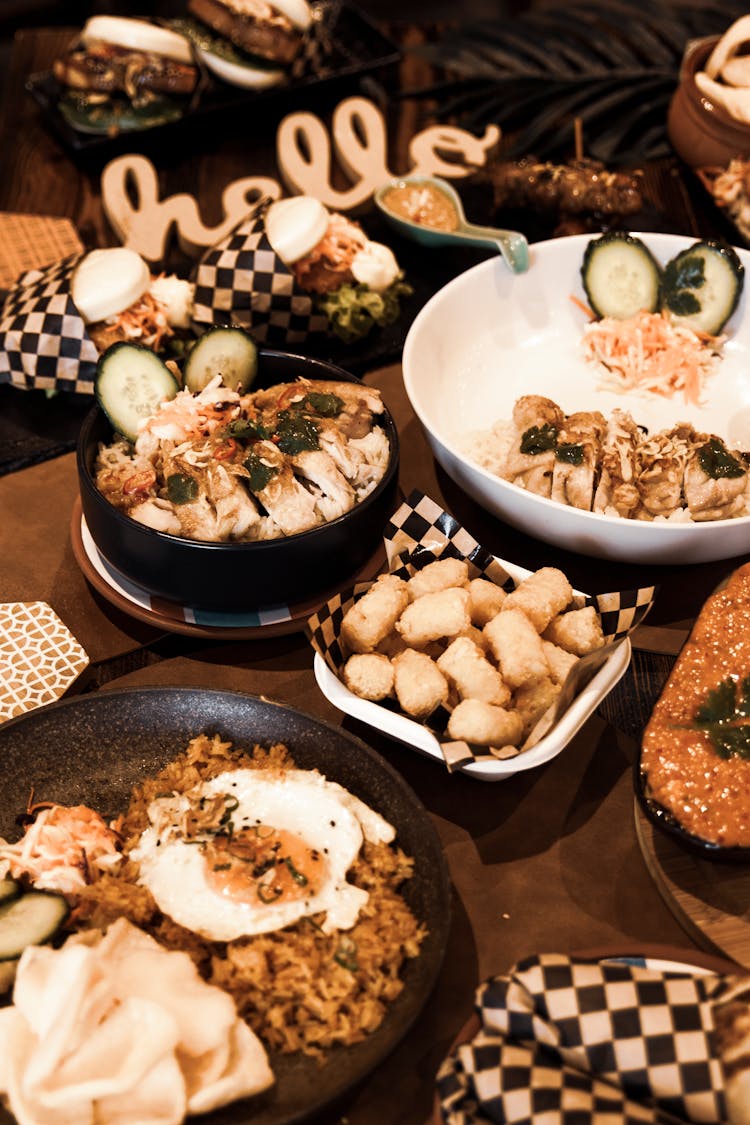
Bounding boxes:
[307,489,657,771]
[0,254,98,393]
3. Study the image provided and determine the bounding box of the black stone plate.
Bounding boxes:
[0,687,451,1125]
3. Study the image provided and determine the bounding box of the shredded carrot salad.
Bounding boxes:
[108,291,173,350]
[580,308,723,406]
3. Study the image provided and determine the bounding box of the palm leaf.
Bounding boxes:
[403,0,748,163]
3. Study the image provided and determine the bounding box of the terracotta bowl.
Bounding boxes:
[77,350,399,612]
[668,35,750,168]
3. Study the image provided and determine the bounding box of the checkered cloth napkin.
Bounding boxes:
[436,953,728,1124]
[306,490,657,771]
[0,254,97,393]
[191,198,330,346]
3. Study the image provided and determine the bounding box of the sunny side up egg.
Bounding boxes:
[130,768,396,941]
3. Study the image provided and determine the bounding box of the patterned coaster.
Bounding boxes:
[0,213,83,290]
[0,602,89,722]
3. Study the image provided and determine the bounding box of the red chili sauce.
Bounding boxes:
[641,562,750,847]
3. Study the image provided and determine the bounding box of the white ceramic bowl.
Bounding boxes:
[313,556,631,782]
[402,232,750,565]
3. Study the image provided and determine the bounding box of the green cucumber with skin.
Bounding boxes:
[661,240,744,336]
[0,891,69,961]
[95,342,180,442]
[184,326,259,394]
[581,231,662,320]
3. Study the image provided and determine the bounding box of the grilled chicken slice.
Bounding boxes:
[684,436,749,521]
[633,423,695,520]
[500,395,564,499]
[244,440,321,535]
[245,379,383,441]
[290,450,356,521]
[592,409,642,518]
[551,410,606,511]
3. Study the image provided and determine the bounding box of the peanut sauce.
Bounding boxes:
[641,562,750,847]
[381,183,459,232]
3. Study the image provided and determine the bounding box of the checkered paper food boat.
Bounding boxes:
[307,491,656,772]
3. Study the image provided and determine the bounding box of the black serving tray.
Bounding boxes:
[25,3,400,156]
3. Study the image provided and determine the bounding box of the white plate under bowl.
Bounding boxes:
[314,547,631,782]
[402,231,750,565]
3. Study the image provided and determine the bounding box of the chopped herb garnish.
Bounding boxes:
[661,254,705,317]
[243,452,278,492]
[555,442,584,466]
[213,863,232,871]
[520,423,558,456]
[692,675,750,758]
[697,438,745,480]
[228,417,270,442]
[166,472,199,505]
[300,391,344,417]
[273,410,320,454]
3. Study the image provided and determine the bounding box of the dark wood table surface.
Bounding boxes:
[1,18,749,1125]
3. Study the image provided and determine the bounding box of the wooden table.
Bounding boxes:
[1,20,749,1125]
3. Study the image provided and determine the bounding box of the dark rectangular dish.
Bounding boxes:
[25,3,400,156]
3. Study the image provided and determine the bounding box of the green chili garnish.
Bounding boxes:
[252,825,275,839]
[284,857,308,886]
[257,881,283,903]
[334,936,359,972]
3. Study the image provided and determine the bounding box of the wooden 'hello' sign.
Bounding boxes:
[101,97,500,263]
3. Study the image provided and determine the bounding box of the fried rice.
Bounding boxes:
[72,734,426,1059]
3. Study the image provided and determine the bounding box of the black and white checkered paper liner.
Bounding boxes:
[191,199,330,346]
[0,254,98,393]
[306,490,657,772]
[436,953,727,1124]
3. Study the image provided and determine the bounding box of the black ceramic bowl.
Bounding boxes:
[77,350,400,611]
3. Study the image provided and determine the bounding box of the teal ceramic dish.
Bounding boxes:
[374,174,529,274]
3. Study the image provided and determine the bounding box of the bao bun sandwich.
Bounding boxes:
[72,248,195,353]
[186,0,313,68]
[264,196,412,342]
[53,16,198,131]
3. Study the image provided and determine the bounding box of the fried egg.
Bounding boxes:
[130,768,395,941]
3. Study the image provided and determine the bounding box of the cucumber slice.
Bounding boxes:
[0,878,20,905]
[0,891,68,961]
[581,232,662,320]
[184,326,258,394]
[95,342,180,442]
[661,240,744,336]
